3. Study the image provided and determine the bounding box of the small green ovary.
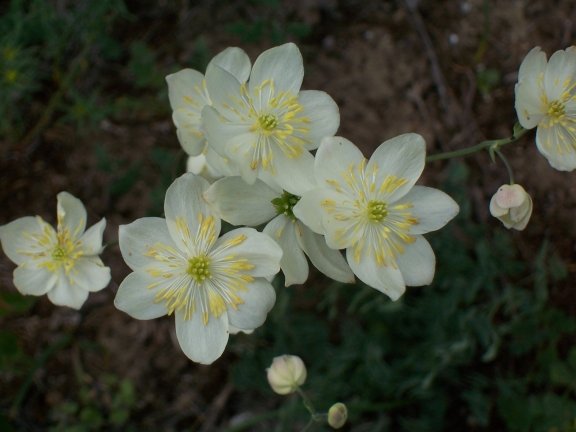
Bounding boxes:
[547,100,565,120]
[367,200,388,222]
[187,255,211,283]
[272,191,301,221]
[52,246,67,260]
[258,113,278,131]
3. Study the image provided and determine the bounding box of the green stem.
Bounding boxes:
[296,387,317,419]
[426,123,529,162]
[494,149,515,184]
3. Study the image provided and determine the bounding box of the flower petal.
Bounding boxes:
[544,47,576,101]
[72,257,111,292]
[367,133,426,202]
[314,136,365,186]
[114,271,168,320]
[206,47,251,83]
[13,266,57,296]
[175,308,229,364]
[297,90,340,149]
[515,47,547,129]
[292,189,327,235]
[346,248,405,301]
[205,65,244,111]
[297,225,355,283]
[47,272,89,309]
[164,173,220,252]
[119,217,178,271]
[265,146,316,196]
[227,278,276,330]
[249,43,303,96]
[0,216,55,265]
[204,177,278,226]
[166,68,208,110]
[202,105,252,160]
[211,227,282,278]
[396,186,459,235]
[173,109,206,156]
[394,235,436,286]
[536,123,576,171]
[57,192,87,240]
[79,218,106,255]
[263,216,308,286]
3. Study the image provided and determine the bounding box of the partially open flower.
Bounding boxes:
[266,354,307,395]
[489,184,533,231]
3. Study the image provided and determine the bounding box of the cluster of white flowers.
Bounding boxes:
[3,43,573,366]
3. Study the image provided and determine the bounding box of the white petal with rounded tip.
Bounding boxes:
[395,236,436,286]
[536,124,576,171]
[79,218,106,255]
[515,47,547,129]
[0,216,54,265]
[346,248,405,301]
[263,216,308,286]
[297,90,340,150]
[544,48,576,101]
[396,186,459,235]
[119,217,177,271]
[211,228,282,278]
[114,271,168,320]
[205,65,244,110]
[367,133,426,202]
[227,278,276,330]
[47,272,89,309]
[206,47,251,83]
[166,69,208,110]
[13,266,57,296]
[267,147,316,196]
[297,225,355,283]
[175,308,229,364]
[164,173,220,253]
[249,43,303,96]
[187,153,207,175]
[314,136,365,186]
[57,192,87,239]
[73,257,111,292]
[204,177,277,226]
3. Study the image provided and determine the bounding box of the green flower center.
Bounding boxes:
[367,200,388,222]
[258,113,278,131]
[547,100,565,120]
[187,255,211,283]
[52,246,67,261]
[272,191,301,221]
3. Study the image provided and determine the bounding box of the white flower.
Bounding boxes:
[204,177,354,286]
[489,184,533,231]
[166,47,251,156]
[266,354,307,395]
[114,173,282,364]
[515,46,576,171]
[202,42,340,195]
[294,134,459,300]
[0,192,110,309]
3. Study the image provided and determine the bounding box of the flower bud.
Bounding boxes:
[489,184,533,231]
[327,402,348,429]
[266,355,307,395]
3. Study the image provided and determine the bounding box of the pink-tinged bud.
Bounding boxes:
[266,355,307,395]
[327,402,348,429]
[489,184,533,231]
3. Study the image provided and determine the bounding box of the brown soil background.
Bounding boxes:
[1,0,575,430]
